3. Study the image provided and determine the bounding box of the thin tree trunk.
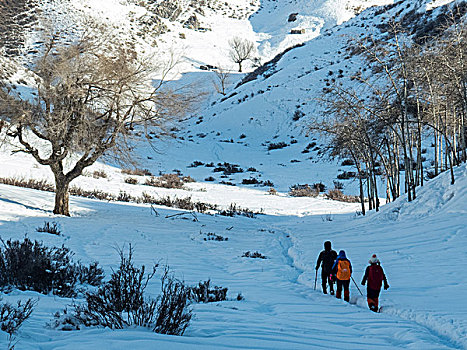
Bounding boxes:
[447,139,455,185]
[367,173,373,211]
[415,87,423,187]
[373,171,380,212]
[461,109,466,163]
[394,133,400,198]
[356,162,366,215]
[440,131,444,172]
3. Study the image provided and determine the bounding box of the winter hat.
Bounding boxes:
[324,241,332,251]
[369,254,380,264]
[337,250,346,259]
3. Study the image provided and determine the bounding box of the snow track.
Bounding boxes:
[381,307,467,350]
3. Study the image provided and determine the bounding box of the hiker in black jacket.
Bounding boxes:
[315,241,338,294]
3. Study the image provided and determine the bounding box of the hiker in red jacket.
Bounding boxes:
[361,254,389,312]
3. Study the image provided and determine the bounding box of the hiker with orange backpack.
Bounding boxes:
[332,250,352,302]
[361,254,389,312]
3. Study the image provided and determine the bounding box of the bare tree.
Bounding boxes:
[212,66,231,95]
[312,10,467,212]
[0,29,195,216]
[228,37,255,72]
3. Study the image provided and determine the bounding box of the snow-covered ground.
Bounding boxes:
[0,161,465,349]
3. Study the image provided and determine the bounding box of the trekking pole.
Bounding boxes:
[351,276,363,296]
[314,270,318,290]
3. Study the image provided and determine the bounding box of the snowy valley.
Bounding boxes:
[0,0,466,349]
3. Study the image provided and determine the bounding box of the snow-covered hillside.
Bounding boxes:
[2,0,403,195]
[4,0,459,198]
[128,0,459,196]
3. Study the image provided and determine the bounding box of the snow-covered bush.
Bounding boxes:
[202,232,228,241]
[189,280,227,303]
[68,248,192,335]
[0,238,104,297]
[267,142,288,151]
[154,269,192,335]
[336,171,356,180]
[242,251,267,259]
[213,162,244,175]
[0,298,36,347]
[242,177,261,185]
[76,262,105,287]
[36,221,61,235]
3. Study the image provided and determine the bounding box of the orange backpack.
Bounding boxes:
[337,260,351,280]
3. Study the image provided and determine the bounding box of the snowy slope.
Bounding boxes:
[0,158,465,349]
[4,0,456,198]
[3,0,460,198]
[3,0,408,196]
[124,0,458,196]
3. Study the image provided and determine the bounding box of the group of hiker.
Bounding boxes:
[315,241,389,312]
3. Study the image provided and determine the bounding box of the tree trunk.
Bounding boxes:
[53,178,70,216]
[447,141,455,185]
[356,162,365,215]
[373,171,380,212]
[367,173,373,211]
[461,110,466,163]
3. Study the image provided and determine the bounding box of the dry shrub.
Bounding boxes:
[139,193,218,213]
[182,176,196,183]
[325,189,360,203]
[268,187,278,195]
[0,177,256,218]
[124,177,138,185]
[63,247,192,335]
[0,298,37,338]
[121,168,153,176]
[69,186,114,201]
[92,170,108,179]
[145,174,185,189]
[289,184,318,197]
[219,203,258,218]
[0,177,54,192]
[0,238,104,297]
